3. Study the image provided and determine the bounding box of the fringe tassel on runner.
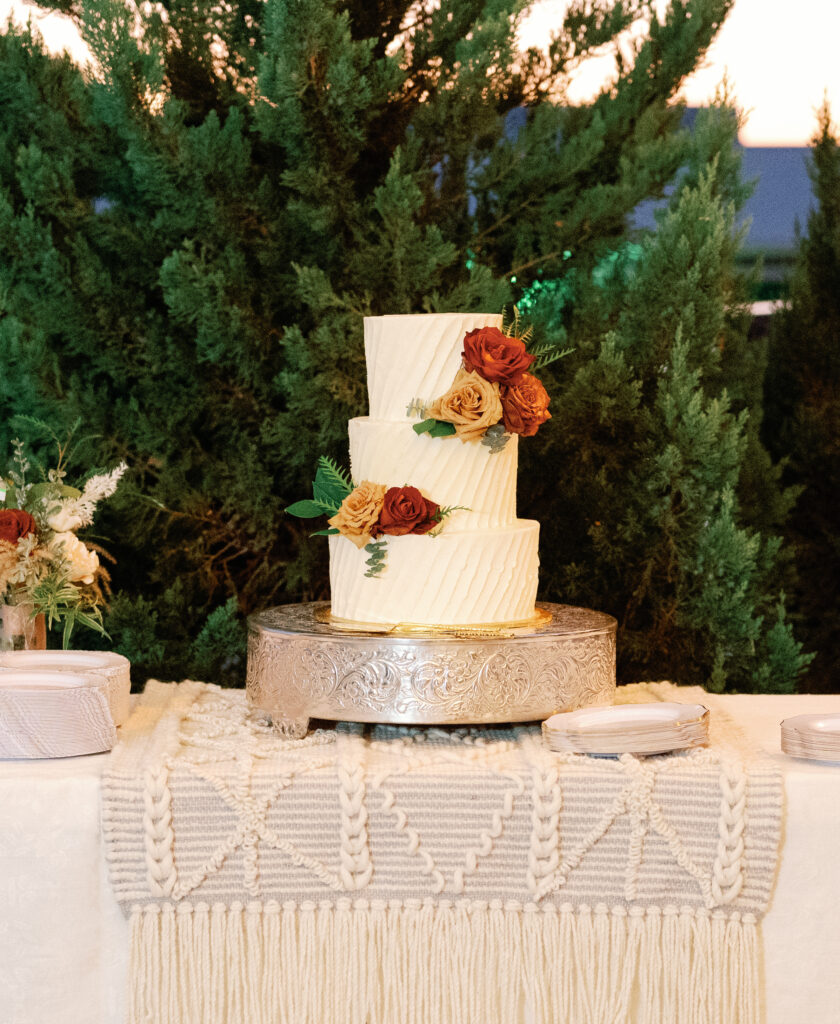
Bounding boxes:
[128,899,760,1024]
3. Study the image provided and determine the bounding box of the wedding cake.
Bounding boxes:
[327,313,542,627]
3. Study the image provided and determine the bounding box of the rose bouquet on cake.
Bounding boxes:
[1,427,127,646]
[286,457,464,578]
[409,307,570,451]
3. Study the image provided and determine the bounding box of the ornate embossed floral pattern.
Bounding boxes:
[247,603,616,727]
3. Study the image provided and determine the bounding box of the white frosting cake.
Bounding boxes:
[329,313,540,627]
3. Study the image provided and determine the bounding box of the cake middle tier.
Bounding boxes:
[348,417,518,529]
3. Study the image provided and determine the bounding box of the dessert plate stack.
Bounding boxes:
[543,702,710,756]
[0,650,131,759]
[781,714,840,763]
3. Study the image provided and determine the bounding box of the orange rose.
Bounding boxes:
[328,480,387,548]
[462,326,534,384]
[500,373,551,437]
[371,487,440,537]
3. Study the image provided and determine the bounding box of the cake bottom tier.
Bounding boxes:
[328,520,539,627]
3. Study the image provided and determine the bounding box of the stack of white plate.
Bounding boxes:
[781,714,840,763]
[542,702,710,756]
[0,651,131,759]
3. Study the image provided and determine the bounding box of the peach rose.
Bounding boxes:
[500,373,551,437]
[462,326,534,384]
[426,368,503,443]
[328,480,387,549]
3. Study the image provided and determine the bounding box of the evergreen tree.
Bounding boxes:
[764,103,840,692]
[525,100,805,691]
[0,0,807,689]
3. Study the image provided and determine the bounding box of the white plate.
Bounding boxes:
[543,702,709,755]
[0,650,124,672]
[0,650,131,725]
[781,714,840,763]
[547,702,707,731]
[0,670,93,690]
[782,713,840,736]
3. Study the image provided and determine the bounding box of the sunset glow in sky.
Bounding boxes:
[519,0,840,146]
[2,0,838,146]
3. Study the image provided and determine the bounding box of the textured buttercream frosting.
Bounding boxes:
[365,313,503,421]
[329,312,540,627]
[348,417,517,529]
[329,520,540,626]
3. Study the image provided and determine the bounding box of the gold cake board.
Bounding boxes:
[246,602,616,737]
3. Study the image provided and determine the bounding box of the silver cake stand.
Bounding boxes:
[246,602,616,737]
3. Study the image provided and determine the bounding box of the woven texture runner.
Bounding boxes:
[103,681,782,1024]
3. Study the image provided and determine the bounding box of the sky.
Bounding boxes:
[2,0,838,146]
[520,0,840,146]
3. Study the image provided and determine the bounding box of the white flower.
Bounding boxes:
[51,532,99,585]
[66,463,128,529]
[46,505,85,533]
[81,463,127,504]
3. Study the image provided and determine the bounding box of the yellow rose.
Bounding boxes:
[328,480,387,548]
[426,368,503,443]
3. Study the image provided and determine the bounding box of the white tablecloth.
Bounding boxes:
[1,691,839,1024]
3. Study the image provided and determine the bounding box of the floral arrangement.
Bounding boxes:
[286,457,462,578]
[409,308,570,452]
[1,426,127,645]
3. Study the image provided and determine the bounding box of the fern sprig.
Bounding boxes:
[529,342,574,371]
[502,305,573,371]
[429,504,471,536]
[316,455,352,495]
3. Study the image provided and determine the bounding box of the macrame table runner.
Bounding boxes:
[103,681,781,1024]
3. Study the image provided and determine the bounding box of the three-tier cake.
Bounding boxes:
[328,313,540,627]
[253,313,616,731]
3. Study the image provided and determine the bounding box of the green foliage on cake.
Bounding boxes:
[763,103,840,693]
[0,0,810,690]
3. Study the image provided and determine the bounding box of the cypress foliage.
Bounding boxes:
[764,103,840,692]
[0,1,807,689]
[526,102,806,692]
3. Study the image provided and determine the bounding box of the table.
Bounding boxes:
[1,691,839,1024]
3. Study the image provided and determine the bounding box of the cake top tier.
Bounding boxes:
[364,312,502,421]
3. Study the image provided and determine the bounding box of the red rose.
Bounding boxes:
[500,373,551,437]
[0,509,37,545]
[462,326,534,385]
[372,486,440,537]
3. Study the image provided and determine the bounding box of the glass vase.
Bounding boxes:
[0,602,47,651]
